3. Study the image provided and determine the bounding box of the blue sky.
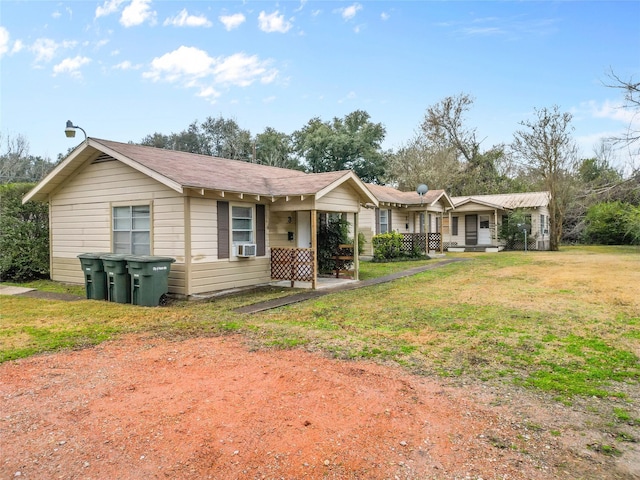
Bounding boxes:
[1,1,639,170]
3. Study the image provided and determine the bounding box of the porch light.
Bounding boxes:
[65,120,87,140]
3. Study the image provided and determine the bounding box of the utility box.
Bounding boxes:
[100,254,131,304]
[77,253,109,300]
[125,256,175,307]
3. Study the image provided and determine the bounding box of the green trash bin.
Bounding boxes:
[125,255,175,307]
[100,254,131,304]
[77,253,109,300]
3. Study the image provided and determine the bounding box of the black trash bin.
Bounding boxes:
[125,256,175,307]
[100,254,131,304]
[77,253,109,300]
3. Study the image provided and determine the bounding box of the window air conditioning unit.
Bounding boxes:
[236,244,257,257]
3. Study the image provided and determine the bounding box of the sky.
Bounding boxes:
[1,0,639,171]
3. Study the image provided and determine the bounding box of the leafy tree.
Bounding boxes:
[511,106,577,250]
[0,183,50,281]
[293,110,387,183]
[254,127,302,170]
[201,115,253,161]
[498,209,533,250]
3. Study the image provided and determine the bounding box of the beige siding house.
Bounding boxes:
[359,184,454,256]
[447,192,551,251]
[24,138,378,296]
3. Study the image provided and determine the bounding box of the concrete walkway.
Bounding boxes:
[235,257,469,314]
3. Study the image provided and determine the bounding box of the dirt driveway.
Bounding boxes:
[1,334,637,479]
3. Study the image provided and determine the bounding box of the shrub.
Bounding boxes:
[372,232,404,261]
[583,201,640,245]
[317,215,350,274]
[0,183,49,281]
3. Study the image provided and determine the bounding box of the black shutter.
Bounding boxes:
[217,201,229,259]
[256,204,266,256]
[388,209,393,232]
[375,208,380,234]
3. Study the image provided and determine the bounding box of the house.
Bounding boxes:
[23,138,379,296]
[447,192,551,251]
[358,184,454,256]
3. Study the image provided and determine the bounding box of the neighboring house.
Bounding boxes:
[447,192,551,251]
[359,184,454,256]
[23,138,378,296]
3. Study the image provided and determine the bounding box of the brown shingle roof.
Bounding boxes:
[365,183,452,207]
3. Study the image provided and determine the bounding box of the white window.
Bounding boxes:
[113,205,150,254]
[232,205,253,244]
[379,209,389,234]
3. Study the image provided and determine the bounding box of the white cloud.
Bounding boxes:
[12,39,24,54]
[258,10,292,33]
[339,3,362,21]
[143,46,278,102]
[113,60,141,70]
[381,12,390,21]
[213,52,276,87]
[52,10,62,19]
[164,9,212,28]
[96,0,127,18]
[219,13,246,31]
[144,46,215,83]
[0,27,9,58]
[31,38,59,63]
[120,0,156,27]
[53,56,91,78]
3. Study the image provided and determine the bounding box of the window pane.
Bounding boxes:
[232,206,252,219]
[114,217,131,230]
[232,231,252,243]
[232,218,252,230]
[113,231,130,254]
[132,232,150,255]
[133,216,150,230]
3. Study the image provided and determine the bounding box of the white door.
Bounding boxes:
[297,211,311,248]
[478,215,491,244]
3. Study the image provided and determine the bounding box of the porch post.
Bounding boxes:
[311,209,317,289]
[448,210,452,248]
[494,209,498,245]
[353,212,359,280]
[440,211,444,253]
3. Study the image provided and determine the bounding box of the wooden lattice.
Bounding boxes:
[428,233,441,251]
[271,247,315,282]
[400,233,426,254]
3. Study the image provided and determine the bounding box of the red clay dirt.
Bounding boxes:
[1,334,636,479]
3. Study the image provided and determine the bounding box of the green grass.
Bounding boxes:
[1,246,639,407]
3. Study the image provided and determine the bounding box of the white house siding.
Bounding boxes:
[357,208,376,256]
[188,197,272,295]
[315,183,360,212]
[190,258,271,294]
[48,159,187,293]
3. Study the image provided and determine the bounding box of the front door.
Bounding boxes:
[465,215,477,245]
[478,215,491,244]
[296,211,312,278]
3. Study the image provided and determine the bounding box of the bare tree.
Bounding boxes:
[605,70,639,149]
[512,106,578,251]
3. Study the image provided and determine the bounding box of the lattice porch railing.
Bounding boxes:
[271,247,315,286]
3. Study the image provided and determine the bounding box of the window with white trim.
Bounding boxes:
[379,209,389,234]
[231,205,254,244]
[113,205,150,254]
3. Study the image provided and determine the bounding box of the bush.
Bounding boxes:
[372,232,404,261]
[317,216,351,274]
[583,201,640,245]
[0,183,49,281]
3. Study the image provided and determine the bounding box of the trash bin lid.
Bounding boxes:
[78,252,111,259]
[124,255,176,263]
[100,253,130,261]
